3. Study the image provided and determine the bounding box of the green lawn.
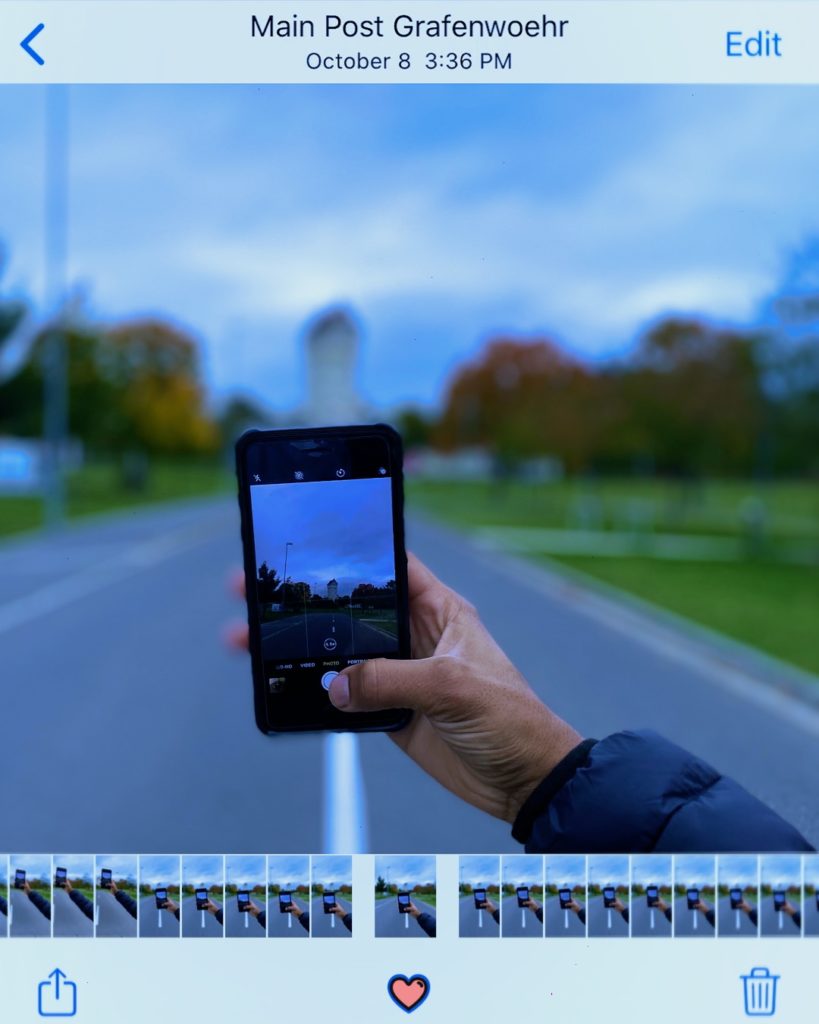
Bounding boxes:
[0,459,232,538]
[408,478,819,679]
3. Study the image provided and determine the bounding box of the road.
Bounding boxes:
[501,895,543,937]
[716,897,758,937]
[374,896,436,937]
[586,895,628,937]
[310,896,352,937]
[1,498,817,853]
[673,896,716,938]
[459,896,500,937]
[266,901,309,937]
[95,889,137,937]
[52,887,93,937]
[181,896,224,937]
[224,899,266,938]
[630,899,672,938]
[138,896,180,938]
[9,888,50,937]
[759,900,802,938]
[544,895,585,938]
[805,902,819,936]
[261,611,394,661]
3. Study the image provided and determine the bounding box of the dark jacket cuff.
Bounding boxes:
[511,738,598,844]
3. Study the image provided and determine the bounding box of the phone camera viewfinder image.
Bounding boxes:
[55,867,67,888]
[155,887,169,909]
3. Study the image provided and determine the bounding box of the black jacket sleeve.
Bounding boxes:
[491,908,500,925]
[790,910,802,929]
[748,907,758,927]
[416,912,436,937]
[341,912,352,933]
[257,910,267,930]
[69,889,95,921]
[0,895,8,917]
[705,907,716,928]
[663,906,672,923]
[114,890,138,919]
[298,911,309,933]
[513,731,814,853]
[620,907,630,924]
[534,906,544,924]
[215,908,224,926]
[29,890,52,920]
[577,906,586,926]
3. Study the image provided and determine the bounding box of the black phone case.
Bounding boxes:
[235,424,412,735]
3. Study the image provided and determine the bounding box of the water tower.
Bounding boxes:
[303,308,366,425]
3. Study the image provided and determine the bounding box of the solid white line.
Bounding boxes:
[322,732,369,853]
[474,543,819,740]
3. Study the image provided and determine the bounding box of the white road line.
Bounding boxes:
[322,732,369,854]
[475,542,819,740]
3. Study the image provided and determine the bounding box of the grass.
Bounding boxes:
[408,478,819,678]
[0,458,232,539]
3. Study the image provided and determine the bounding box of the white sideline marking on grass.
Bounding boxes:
[477,544,819,741]
[322,732,369,854]
[0,523,220,636]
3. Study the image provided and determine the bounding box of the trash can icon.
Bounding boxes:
[740,967,779,1017]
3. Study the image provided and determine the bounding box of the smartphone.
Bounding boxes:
[773,890,787,911]
[278,891,293,913]
[558,887,573,909]
[14,869,26,889]
[155,887,169,910]
[730,887,744,910]
[646,885,659,908]
[473,887,488,910]
[323,891,338,914]
[516,886,530,908]
[195,887,210,911]
[397,892,411,914]
[237,890,251,913]
[100,868,113,890]
[686,887,700,910]
[602,886,617,908]
[236,425,411,733]
[54,867,67,889]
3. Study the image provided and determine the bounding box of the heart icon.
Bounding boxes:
[387,974,430,1013]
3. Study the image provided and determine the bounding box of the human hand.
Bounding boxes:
[523,898,541,913]
[205,899,221,916]
[109,881,119,895]
[247,900,262,918]
[22,881,31,895]
[613,898,626,914]
[781,901,797,918]
[325,554,581,822]
[330,904,347,917]
[286,900,304,916]
[408,901,422,918]
[164,898,179,915]
[62,879,73,893]
[568,899,582,915]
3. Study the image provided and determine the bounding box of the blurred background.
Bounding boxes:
[0,85,816,854]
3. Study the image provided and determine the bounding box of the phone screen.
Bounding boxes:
[730,888,743,907]
[55,868,67,885]
[238,428,410,733]
[773,891,786,909]
[516,886,529,906]
[323,893,337,912]
[100,869,112,887]
[237,891,250,909]
[558,887,572,908]
[398,893,410,911]
[195,888,209,908]
[646,886,659,905]
[474,888,487,907]
[155,887,168,906]
[603,886,616,906]
[279,892,293,911]
[687,888,700,907]
[15,869,26,888]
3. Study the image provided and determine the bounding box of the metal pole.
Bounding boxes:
[282,541,292,607]
[43,86,70,529]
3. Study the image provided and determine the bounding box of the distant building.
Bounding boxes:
[299,308,369,425]
[327,578,338,600]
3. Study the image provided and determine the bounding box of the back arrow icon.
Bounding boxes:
[21,23,45,66]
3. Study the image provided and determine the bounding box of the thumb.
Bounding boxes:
[328,657,446,714]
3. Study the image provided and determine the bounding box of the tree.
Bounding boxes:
[257,562,282,604]
[375,876,387,895]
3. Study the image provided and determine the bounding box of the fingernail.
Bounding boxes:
[330,675,350,708]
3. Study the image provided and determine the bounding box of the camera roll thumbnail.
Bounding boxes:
[95,855,138,938]
[545,855,586,939]
[268,855,310,938]
[225,855,267,938]
[502,855,544,938]
[375,855,436,938]
[182,854,224,938]
[717,855,759,937]
[587,854,629,938]
[459,855,501,938]
[52,855,94,938]
[674,854,716,937]
[311,855,352,938]
[760,854,803,937]
[251,478,398,662]
[631,855,672,938]
[138,855,181,938]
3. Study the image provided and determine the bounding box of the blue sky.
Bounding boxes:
[760,854,802,888]
[587,854,628,886]
[2,86,818,412]
[96,855,137,884]
[503,854,543,886]
[375,855,436,888]
[545,855,586,886]
[183,854,224,888]
[312,855,352,889]
[268,854,309,887]
[631,855,671,888]
[54,855,93,883]
[718,855,759,889]
[251,477,394,594]
[459,855,500,887]
[139,854,180,889]
[226,855,266,888]
[11,855,51,883]
[675,855,716,887]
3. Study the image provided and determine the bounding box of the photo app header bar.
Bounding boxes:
[3,1,819,84]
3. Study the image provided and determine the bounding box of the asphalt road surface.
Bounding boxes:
[9,888,50,937]
[459,896,500,937]
[587,895,628,937]
[181,897,224,937]
[52,887,93,938]
[717,897,758,937]
[95,889,137,937]
[630,900,672,938]
[374,896,436,937]
[225,899,266,938]
[501,895,543,937]
[805,903,819,936]
[544,896,585,938]
[266,901,309,938]
[2,498,817,853]
[261,611,395,661]
[759,900,802,937]
[310,896,352,937]
[138,897,180,938]
[673,897,716,938]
